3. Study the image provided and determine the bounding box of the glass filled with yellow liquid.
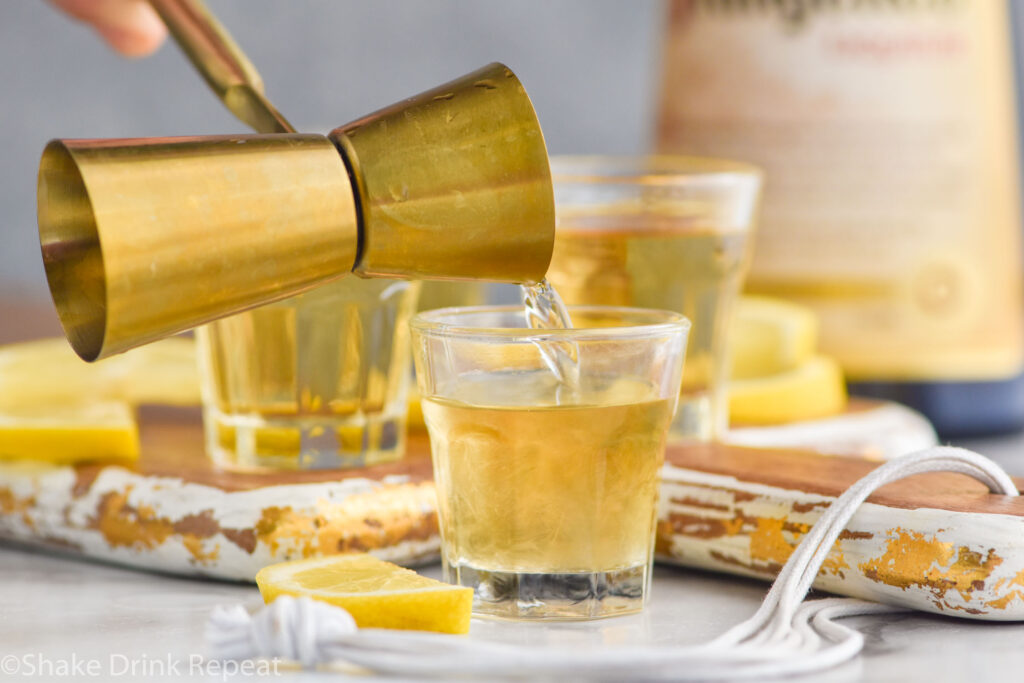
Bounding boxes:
[197,278,420,470]
[412,306,688,619]
[547,157,761,441]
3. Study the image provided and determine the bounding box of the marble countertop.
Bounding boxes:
[3,523,1024,682]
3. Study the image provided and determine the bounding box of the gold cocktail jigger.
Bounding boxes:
[38,63,554,361]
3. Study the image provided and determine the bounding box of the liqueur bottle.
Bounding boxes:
[659,0,1024,437]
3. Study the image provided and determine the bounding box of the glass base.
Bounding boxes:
[203,407,406,471]
[447,562,650,620]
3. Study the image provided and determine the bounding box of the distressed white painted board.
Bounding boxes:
[2,403,1021,621]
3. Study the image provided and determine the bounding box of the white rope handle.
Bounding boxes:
[205,446,1018,680]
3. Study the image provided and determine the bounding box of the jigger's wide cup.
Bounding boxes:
[547,156,762,442]
[412,305,689,620]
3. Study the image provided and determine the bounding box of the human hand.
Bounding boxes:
[48,0,167,57]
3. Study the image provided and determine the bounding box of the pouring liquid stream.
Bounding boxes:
[520,279,580,402]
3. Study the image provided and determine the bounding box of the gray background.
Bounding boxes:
[0,0,665,305]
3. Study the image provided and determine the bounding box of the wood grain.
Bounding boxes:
[119,407,1021,516]
[105,406,435,492]
[666,442,1024,517]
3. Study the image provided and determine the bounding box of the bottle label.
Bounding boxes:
[659,0,1024,380]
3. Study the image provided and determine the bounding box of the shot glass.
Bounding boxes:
[412,305,689,619]
[547,156,761,441]
[196,277,420,470]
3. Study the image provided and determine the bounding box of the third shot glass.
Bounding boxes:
[547,156,761,441]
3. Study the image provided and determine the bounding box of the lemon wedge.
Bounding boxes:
[0,336,199,408]
[0,336,198,465]
[730,296,817,380]
[0,401,139,464]
[729,355,847,425]
[256,554,473,634]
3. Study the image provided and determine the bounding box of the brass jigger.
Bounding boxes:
[38,1,554,362]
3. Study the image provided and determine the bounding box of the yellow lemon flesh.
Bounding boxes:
[0,336,199,464]
[730,296,818,380]
[256,554,473,635]
[729,355,847,425]
[0,401,139,465]
[0,336,199,409]
[104,337,200,406]
[407,387,426,431]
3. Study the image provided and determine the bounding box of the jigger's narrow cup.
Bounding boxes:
[547,156,762,442]
[412,305,689,619]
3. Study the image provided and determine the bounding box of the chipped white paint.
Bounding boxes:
[658,464,1024,620]
[0,402,1016,622]
[0,462,440,580]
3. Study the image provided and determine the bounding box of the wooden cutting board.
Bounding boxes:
[1,405,1022,621]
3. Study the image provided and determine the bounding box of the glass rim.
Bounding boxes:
[410,304,690,341]
[550,154,762,186]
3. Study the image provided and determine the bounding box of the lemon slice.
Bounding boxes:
[0,336,197,465]
[256,554,473,634]
[729,355,847,425]
[0,336,199,408]
[0,401,139,465]
[106,337,200,406]
[730,296,817,380]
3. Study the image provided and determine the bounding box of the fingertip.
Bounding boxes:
[108,2,168,57]
[96,24,167,58]
[51,0,168,58]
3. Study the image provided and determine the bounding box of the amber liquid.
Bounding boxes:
[547,222,748,439]
[422,371,671,618]
[197,278,420,470]
[520,278,579,397]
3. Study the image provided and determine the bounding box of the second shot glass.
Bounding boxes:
[197,277,420,470]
